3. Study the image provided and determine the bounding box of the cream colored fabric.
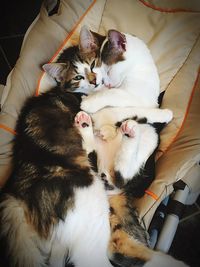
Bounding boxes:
[143,0,200,12]
[0,0,200,228]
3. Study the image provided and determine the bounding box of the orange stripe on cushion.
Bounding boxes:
[0,124,16,135]
[139,0,200,13]
[35,0,97,96]
[145,190,159,200]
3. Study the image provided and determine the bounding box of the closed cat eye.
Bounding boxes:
[74,75,84,81]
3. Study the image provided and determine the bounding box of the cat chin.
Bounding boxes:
[93,85,105,92]
[73,86,95,94]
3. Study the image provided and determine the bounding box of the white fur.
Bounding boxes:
[92,106,173,132]
[81,33,160,113]
[49,177,112,267]
[145,251,189,267]
[0,178,112,267]
[74,111,97,154]
[114,121,158,181]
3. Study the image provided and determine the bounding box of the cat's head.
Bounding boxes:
[43,26,106,94]
[96,29,128,88]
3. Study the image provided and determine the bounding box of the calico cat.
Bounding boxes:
[44,26,173,196]
[76,111,188,267]
[0,87,112,267]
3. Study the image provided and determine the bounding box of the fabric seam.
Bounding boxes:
[138,0,200,13]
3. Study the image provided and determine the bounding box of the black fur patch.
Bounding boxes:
[88,150,98,172]
[114,171,125,188]
[124,149,157,198]
[115,116,147,128]
[152,122,166,134]
[136,117,147,124]
[158,91,165,107]
[113,224,123,232]
[115,121,122,128]
[110,206,115,215]
[112,253,145,267]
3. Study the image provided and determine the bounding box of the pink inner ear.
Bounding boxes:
[108,30,126,51]
[79,26,97,52]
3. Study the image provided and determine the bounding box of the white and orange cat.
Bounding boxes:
[81,27,160,111]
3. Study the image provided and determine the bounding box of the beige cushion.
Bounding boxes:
[0,0,200,228]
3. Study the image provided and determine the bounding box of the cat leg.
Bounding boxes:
[113,120,158,189]
[112,119,141,188]
[91,119,140,195]
[74,111,98,172]
[92,107,173,132]
[81,88,144,113]
[74,111,96,154]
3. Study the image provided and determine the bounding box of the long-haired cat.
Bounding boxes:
[0,87,112,267]
[75,111,188,267]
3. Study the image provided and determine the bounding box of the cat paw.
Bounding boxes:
[120,120,139,138]
[74,111,92,128]
[75,111,96,154]
[162,109,173,123]
[102,74,111,88]
[104,82,112,89]
[95,125,117,141]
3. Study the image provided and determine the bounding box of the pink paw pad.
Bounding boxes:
[120,120,137,138]
[75,111,91,128]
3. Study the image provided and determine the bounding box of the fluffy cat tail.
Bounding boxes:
[0,195,47,267]
[110,245,189,267]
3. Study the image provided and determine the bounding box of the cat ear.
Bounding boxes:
[108,30,126,52]
[42,63,69,82]
[79,25,98,53]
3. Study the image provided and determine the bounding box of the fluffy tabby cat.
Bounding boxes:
[0,88,112,267]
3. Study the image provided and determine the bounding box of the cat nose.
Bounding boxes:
[88,72,96,85]
[87,72,97,85]
[89,76,96,85]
